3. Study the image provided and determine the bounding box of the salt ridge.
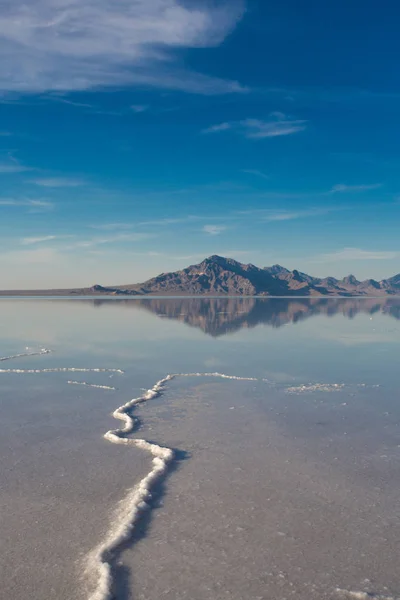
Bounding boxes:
[286,383,378,394]
[0,367,124,374]
[68,381,116,391]
[286,383,346,394]
[86,371,257,600]
[0,347,51,362]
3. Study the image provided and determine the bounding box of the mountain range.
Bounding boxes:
[94,255,400,297]
[1,255,400,296]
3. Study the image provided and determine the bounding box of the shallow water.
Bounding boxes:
[0,298,399,600]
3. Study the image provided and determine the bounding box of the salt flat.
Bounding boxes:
[0,298,399,600]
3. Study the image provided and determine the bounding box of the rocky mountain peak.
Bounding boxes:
[200,255,241,269]
[342,274,359,286]
[385,273,400,287]
[264,264,291,275]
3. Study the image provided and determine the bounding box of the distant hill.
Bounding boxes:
[117,255,400,297]
[1,255,399,296]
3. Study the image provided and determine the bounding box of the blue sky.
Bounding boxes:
[1,0,400,288]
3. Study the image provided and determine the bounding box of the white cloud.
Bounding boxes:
[241,169,269,180]
[236,206,343,222]
[21,234,74,245]
[330,183,382,193]
[0,164,31,173]
[269,111,286,119]
[203,113,307,139]
[139,215,203,226]
[90,215,227,232]
[202,122,232,134]
[316,247,398,262]
[262,207,334,222]
[90,223,134,231]
[131,104,149,113]
[203,224,227,235]
[0,199,20,206]
[0,159,33,173]
[263,211,304,222]
[27,199,54,210]
[30,177,84,187]
[49,96,94,108]
[241,117,307,138]
[22,235,57,245]
[0,0,246,94]
[0,198,53,210]
[72,232,154,248]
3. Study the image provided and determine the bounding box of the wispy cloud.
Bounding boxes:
[330,183,382,193]
[0,0,246,94]
[242,184,384,202]
[90,216,207,231]
[242,117,307,139]
[131,105,149,113]
[315,247,398,262]
[0,157,33,173]
[28,199,54,210]
[30,177,84,188]
[262,207,338,222]
[202,122,232,134]
[263,211,309,222]
[91,203,345,237]
[5,231,154,258]
[0,163,32,173]
[72,232,154,249]
[47,96,94,109]
[203,113,307,139]
[203,224,227,235]
[237,206,345,222]
[21,234,74,245]
[138,216,204,227]
[90,223,134,231]
[241,169,269,180]
[0,198,53,211]
[21,235,57,245]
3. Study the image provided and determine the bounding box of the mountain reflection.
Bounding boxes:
[89,297,400,337]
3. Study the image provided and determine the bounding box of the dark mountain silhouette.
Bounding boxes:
[117,255,400,297]
[1,255,399,297]
[124,255,286,296]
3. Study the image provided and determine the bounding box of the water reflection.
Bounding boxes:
[89,297,400,337]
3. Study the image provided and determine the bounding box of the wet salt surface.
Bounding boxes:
[0,374,151,600]
[0,298,399,600]
[122,378,400,600]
